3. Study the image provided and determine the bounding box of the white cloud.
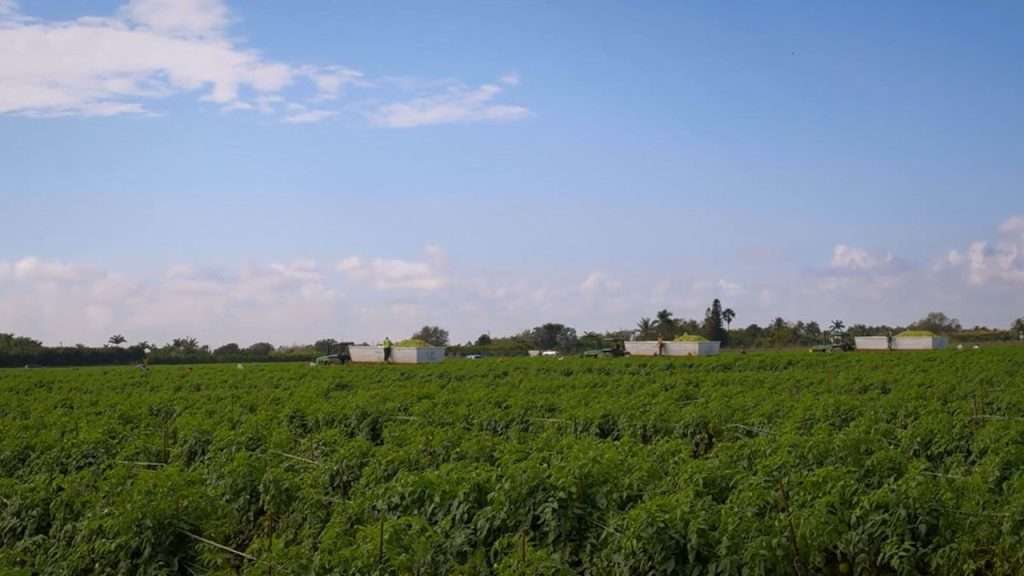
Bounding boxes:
[283,106,337,124]
[0,0,19,18]
[11,257,94,282]
[337,246,447,291]
[830,244,894,271]
[717,279,745,297]
[337,256,362,272]
[366,259,445,291]
[301,65,366,101]
[0,2,523,127]
[810,245,910,303]
[0,257,341,345]
[268,259,321,283]
[0,0,358,120]
[4,234,1024,347]
[120,0,228,38]
[0,252,462,345]
[999,215,1024,236]
[945,216,1024,286]
[579,272,621,296]
[370,80,529,128]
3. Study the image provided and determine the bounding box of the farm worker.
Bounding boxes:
[383,337,393,362]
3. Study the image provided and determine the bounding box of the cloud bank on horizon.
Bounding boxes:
[2,217,1022,346]
[0,0,526,125]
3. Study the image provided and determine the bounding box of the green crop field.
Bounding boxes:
[3,350,1024,575]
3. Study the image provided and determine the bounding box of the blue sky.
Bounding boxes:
[1,0,1023,345]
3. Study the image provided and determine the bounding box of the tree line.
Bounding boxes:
[450,307,1024,356]
[2,311,1022,367]
[0,326,453,368]
[0,335,317,368]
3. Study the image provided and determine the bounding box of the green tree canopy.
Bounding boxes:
[703,299,727,344]
[636,317,655,340]
[654,309,677,339]
[529,323,577,352]
[314,338,339,354]
[0,333,43,353]
[911,312,961,334]
[213,343,241,356]
[412,326,449,347]
[246,342,274,356]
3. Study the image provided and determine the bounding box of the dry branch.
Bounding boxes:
[269,449,320,466]
[179,529,257,561]
[726,423,773,436]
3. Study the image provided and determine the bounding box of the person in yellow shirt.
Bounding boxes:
[382,337,393,362]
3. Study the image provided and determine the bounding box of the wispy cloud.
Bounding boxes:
[370,79,529,128]
[337,245,448,291]
[579,271,621,297]
[301,65,367,102]
[283,105,337,125]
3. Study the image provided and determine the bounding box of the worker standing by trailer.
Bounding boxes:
[383,337,393,363]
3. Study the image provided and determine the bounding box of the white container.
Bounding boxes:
[528,350,541,357]
[855,336,890,351]
[350,345,445,363]
[625,341,720,357]
[624,341,662,356]
[663,341,720,357]
[892,336,948,350]
[350,345,386,363]
[392,346,446,364]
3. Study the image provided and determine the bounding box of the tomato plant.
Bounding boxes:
[2,350,1024,574]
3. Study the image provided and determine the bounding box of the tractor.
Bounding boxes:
[314,341,354,365]
[580,337,627,358]
[812,321,853,353]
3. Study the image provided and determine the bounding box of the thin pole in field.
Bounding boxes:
[378,515,385,566]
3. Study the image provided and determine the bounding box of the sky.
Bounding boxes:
[1,0,1023,346]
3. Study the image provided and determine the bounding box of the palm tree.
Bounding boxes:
[108,334,126,347]
[827,320,846,345]
[655,309,676,339]
[172,337,200,352]
[722,308,735,330]
[636,317,655,340]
